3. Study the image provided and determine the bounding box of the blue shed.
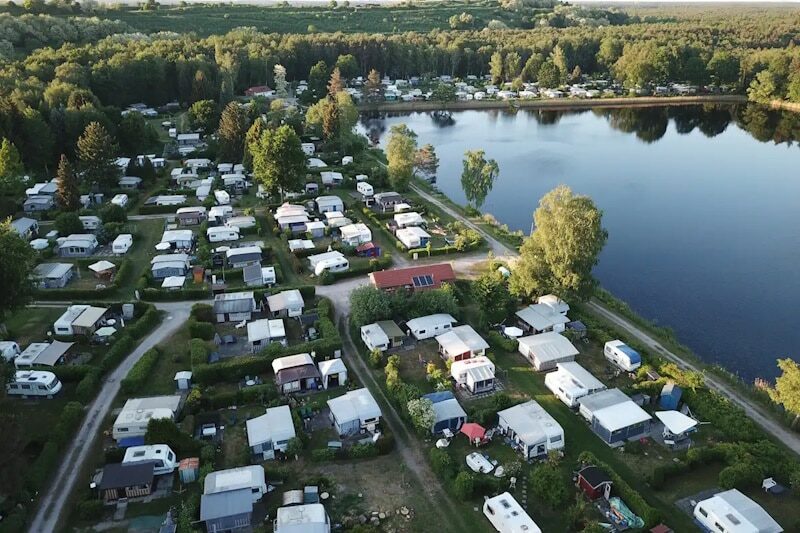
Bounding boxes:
[659,383,683,410]
[423,391,467,435]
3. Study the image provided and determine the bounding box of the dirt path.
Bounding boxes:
[28,303,192,533]
[412,181,800,457]
[335,315,472,533]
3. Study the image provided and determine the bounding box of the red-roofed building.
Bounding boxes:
[369,263,455,292]
[244,85,274,97]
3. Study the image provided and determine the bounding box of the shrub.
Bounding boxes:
[348,443,378,459]
[75,368,102,403]
[452,471,475,499]
[369,348,383,368]
[530,464,568,509]
[719,462,762,490]
[145,418,201,456]
[191,303,214,322]
[312,449,335,462]
[76,500,104,520]
[486,331,518,352]
[375,432,395,455]
[190,338,210,365]
[189,319,215,340]
[429,448,456,480]
[99,334,136,372]
[120,347,160,394]
[126,306,160,340]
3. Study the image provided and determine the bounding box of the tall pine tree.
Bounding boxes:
[55,154,80,211]
[243,118,265,171]
[0,138,24,196]
[77,122,118,191]
[217,101,248,163]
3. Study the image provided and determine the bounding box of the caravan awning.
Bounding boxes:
[655,411,698,435]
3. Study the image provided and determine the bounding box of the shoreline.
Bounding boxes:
[359,94,748,113]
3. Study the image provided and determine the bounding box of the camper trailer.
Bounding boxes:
[308,251,349,276]
[214,190,231,205]
[112,234,133,255]
[6,370,63,398]
[483,492,542,533]
[604,340,642,372]
[406,314,456,340]
[544,362,607,408]
[207,226,240,243]
[123,445,179,475]
[204,465,268,503]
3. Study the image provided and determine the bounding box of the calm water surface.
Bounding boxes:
[359,105,800,381]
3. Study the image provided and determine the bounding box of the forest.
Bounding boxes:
[0,2,800,176]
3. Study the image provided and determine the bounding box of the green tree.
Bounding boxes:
[748,70,780,103]
[489,51,504,85]
[530,464,568,509]
[335,54,359,80]
[521,53,544,82]
[504,51,522,80]
[308,60,330,98]
[365,68,381,100]
[407,398,435,433]
[460,149,499,209]
[0,219,36,321]
[510,185,608,300]
[243,118,265,170]
[551,45,570,81]
[118,112,156,156]
[100,203,127,224]
[348,286,392,327]
[217,101,248,162]
[787,72,800,103]
[321,96,340,142]
[414,144,439,181]
[54,212,83,235]
[708,51,740,85]
[386,124,417,191]
[473,269,513,326]
[55,154,80,211]
[274,64,288,98]
[188,99,218,133]
[597,36,624,71]
[431,83,457,110]
[250,124,306,200]
[769,359,800,421]
[537,60,561,88]
[77,121,118,191]
[0,138,24,196]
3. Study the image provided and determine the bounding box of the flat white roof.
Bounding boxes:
[226,245,262,258]
[271,353,314,373]
[161,276,186,289]
[484,492,542,533]
[247,318,285,343]
[655,410,698,435]
[361,323,389,347]
[266,289,304,311]
[553,362,605,391]
[394,212,424,225]
[518,332,579,362]
[204,465,265,495]
[436,325,489,356]
[696,489,783,533]
[246,405,295,448]
[88,260,116,273]
[593,400,652,433]
[161,229,193,243]
[339,223,371,239]
[318,358,346,378]
[152,254,189,265]
[327,387,381,425]
[407,313,456,331]
[275,503,329,531]
[315,195,343,206]
[516,304,570,331]
[396,226,430,239]
[498,400,563,446]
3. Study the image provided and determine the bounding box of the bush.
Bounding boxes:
[429,448,457,480]
[190,338,210,365]
[189,319,215,340]
[99,334,136,372]
[311,448,335,462]
[452,471,475,499]
[348,443,378,459]
[375,432,395,455]
[191,303,214,323]
[145,418,201,456]
[120,347,160,394]
[719,462,762,490]
[486,330,518,352]
[126,306,160,340]
[75,368,102,403]
[530,464,568,509]
[76,500,104,520]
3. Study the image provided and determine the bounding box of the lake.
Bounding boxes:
[358,104,800,381]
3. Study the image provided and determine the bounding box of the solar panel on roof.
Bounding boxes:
[412,275,434,287]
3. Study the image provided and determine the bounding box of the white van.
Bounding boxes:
[123,444,179,476]
[604,340,642,372]
[6,370,62,398]
[111,194,129,208]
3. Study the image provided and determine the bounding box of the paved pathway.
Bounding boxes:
[28,303,192,533]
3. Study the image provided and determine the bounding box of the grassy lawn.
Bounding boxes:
[5,306,66,344]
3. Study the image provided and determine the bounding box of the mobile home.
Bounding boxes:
[6,370,63,397]
[497,400,565,459]
[207,226,240,243]
[544,362,607,408]
[339,223,372,246]
[483,492,542,533]
[246,405,296,460]
[204,465,268,502]
[603,340,642,372]
[396,227,430,249]
[112,234,133,255]
[517,332,579,371]
[308,250,349,276]
[435,325,489,362]
[122,445,179,476]
[327,388,381,437]
[406,314,456,340]
[113,395,182,442]
[423,391,467,435]
[450,356,496,395]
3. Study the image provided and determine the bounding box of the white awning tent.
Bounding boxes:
[503,326,523,338]
[655,410,698,436]
[318,358,348,390]
[94,326,117,338]
[88,260,116,273]
[161,276,187,289]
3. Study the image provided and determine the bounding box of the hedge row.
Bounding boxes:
[140,286,210,301]
[320,254,393,284]
[127,306,161,340]
[27,401,85,492]
[120,347,161,394]
[577,452,661,527]
[75,368,102,403]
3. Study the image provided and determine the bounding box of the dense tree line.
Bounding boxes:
[0,8,799,173]
[0,13,130,57]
